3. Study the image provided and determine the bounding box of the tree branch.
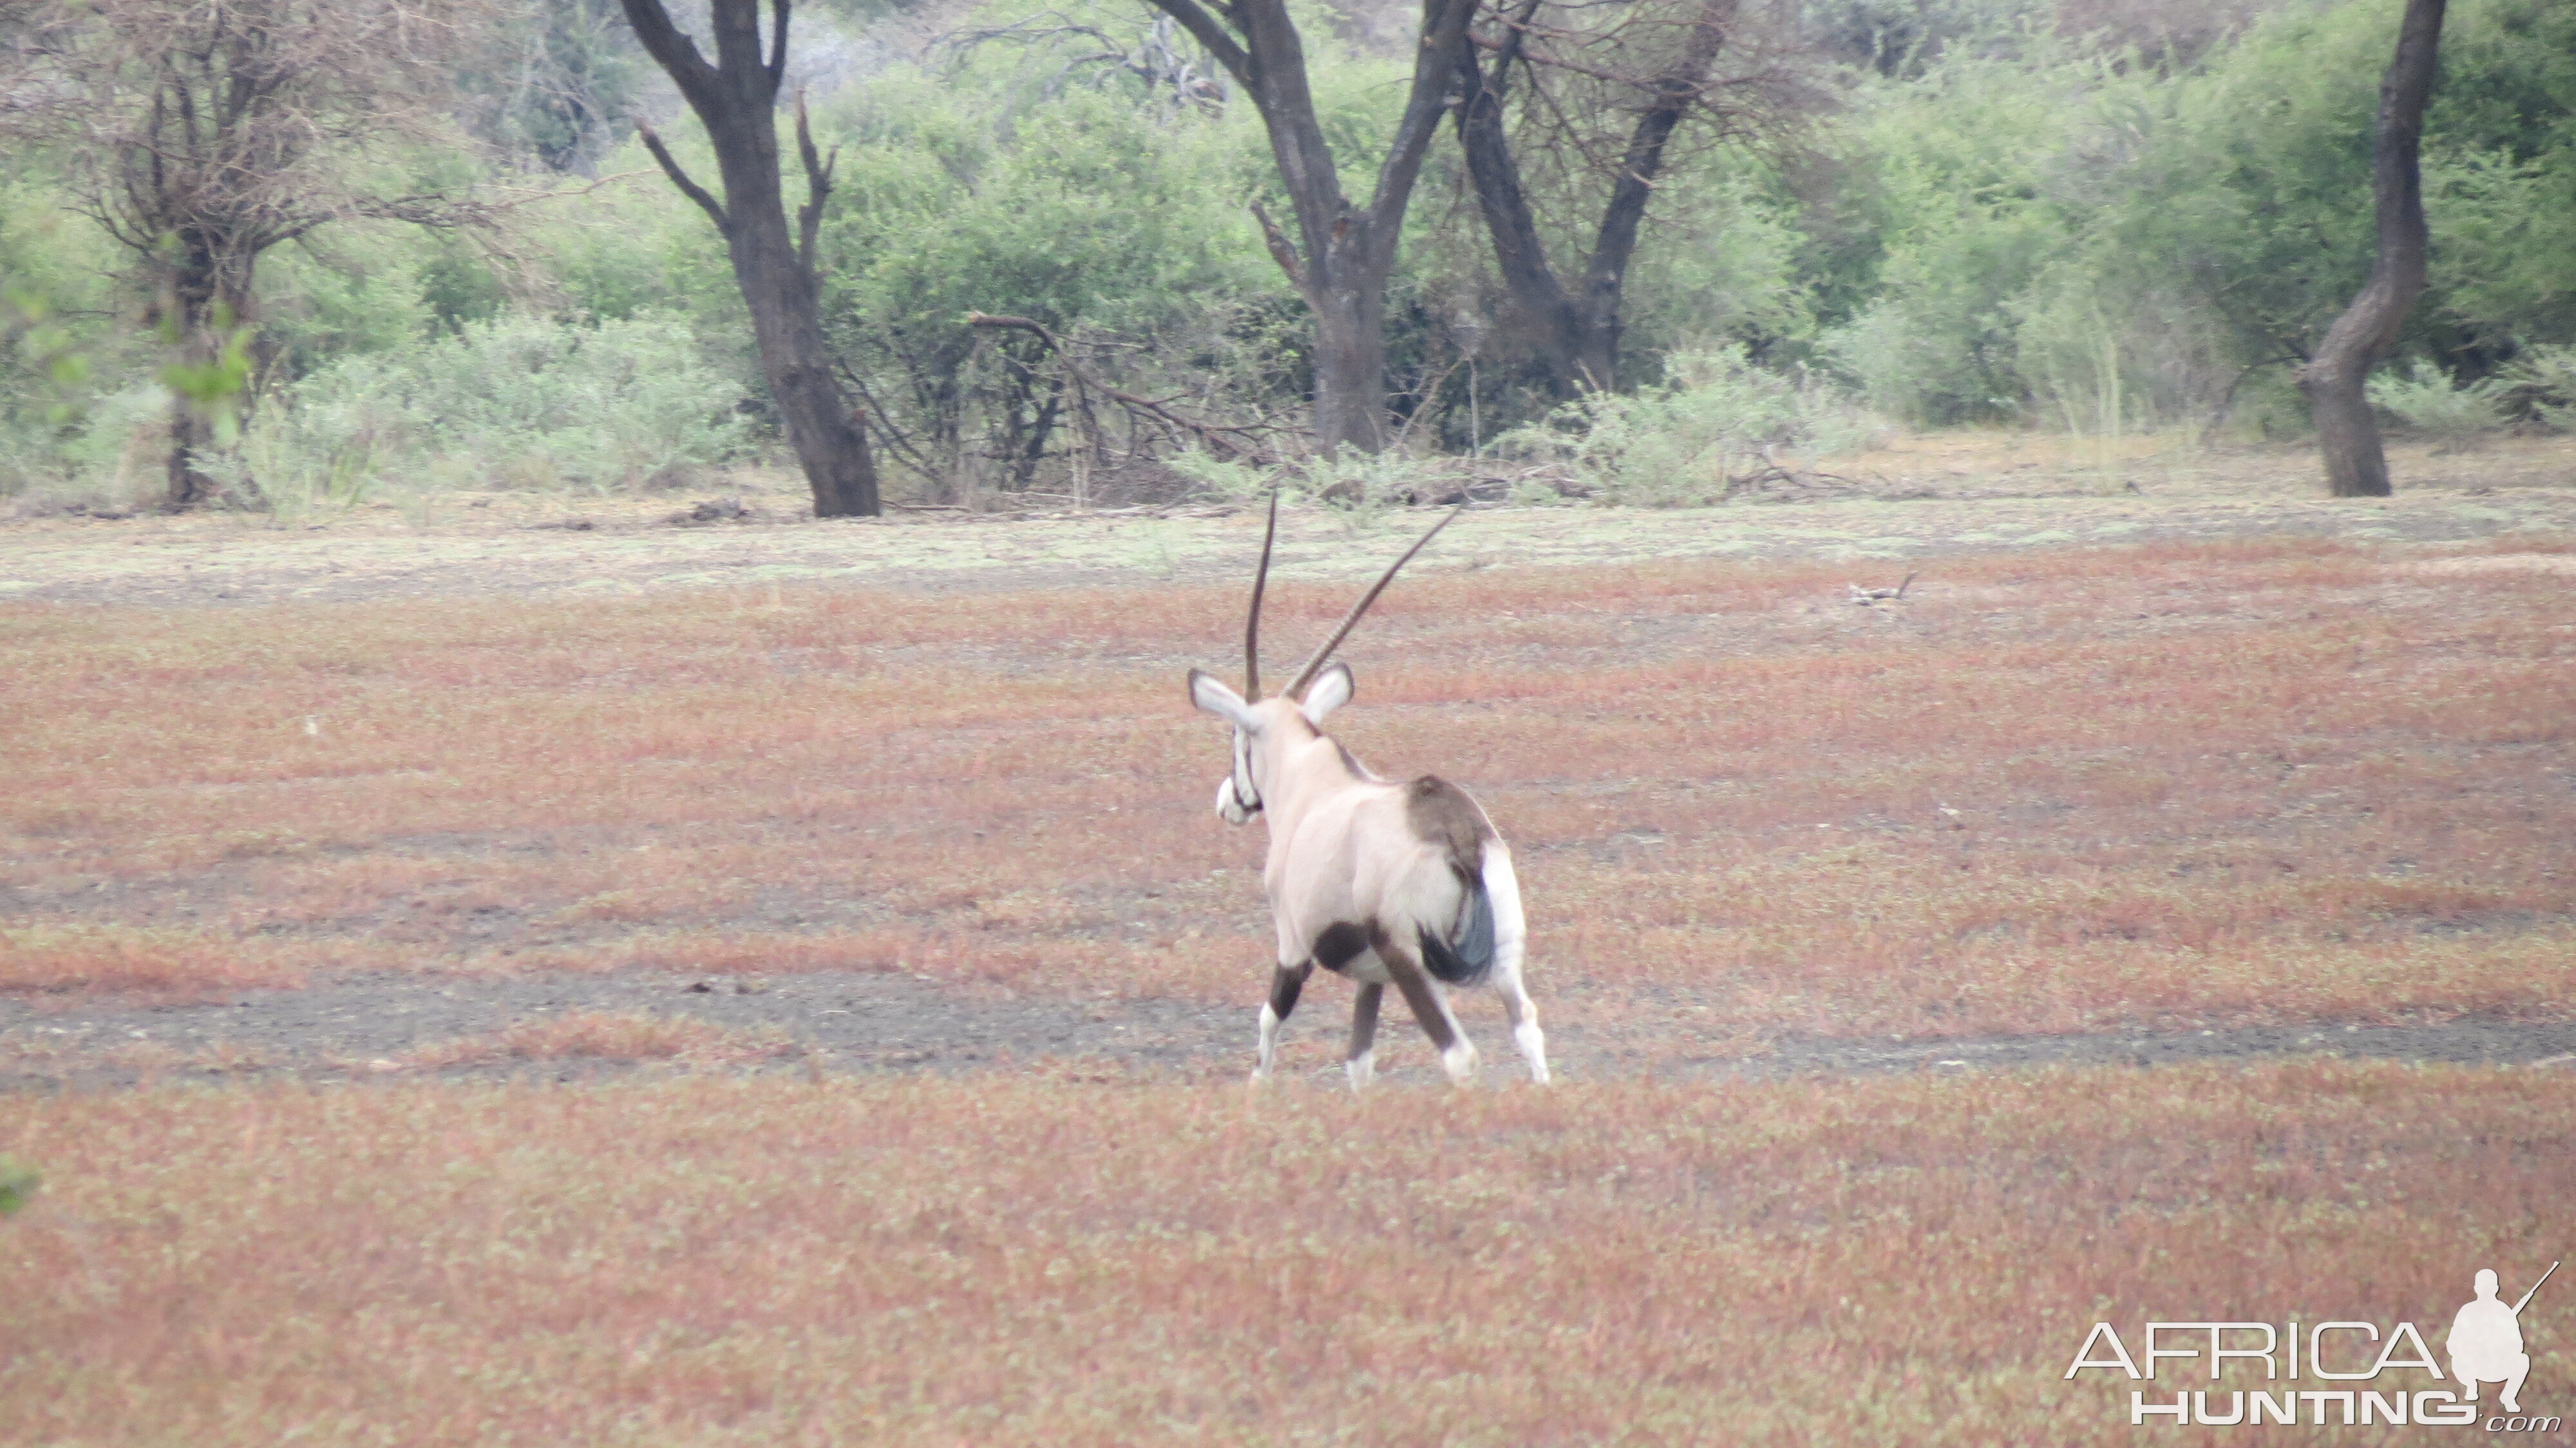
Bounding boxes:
[1137,0,1252,89]
[1580,0,1736,316]
[637,120,729,231]
[967,311,1068,352]
[766,0,790,89]
[1246,200,1305,290]
[833,355,941,476]
[1454,0,1575,364]
[617,0,723,113]
[1360,0,1474,261]
[795,90,835,276]
[967,312,1271,461]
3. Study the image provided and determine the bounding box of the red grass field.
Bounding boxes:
[5,532,2572,1051]
[4,490,2573,1441]
[3,1063,2569,1444]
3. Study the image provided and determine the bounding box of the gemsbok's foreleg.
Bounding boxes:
[1345,982,1383,1091]
[1253,959,1312,1085]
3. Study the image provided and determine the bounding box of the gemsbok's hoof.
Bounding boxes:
[1439,1042,1481,1085]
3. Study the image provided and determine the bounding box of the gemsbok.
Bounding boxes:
[1187,497,1548,1090]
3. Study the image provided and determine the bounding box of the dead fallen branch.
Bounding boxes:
[1848,572,1918,605]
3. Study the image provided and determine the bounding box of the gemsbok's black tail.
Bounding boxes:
[1419,878,1495,986]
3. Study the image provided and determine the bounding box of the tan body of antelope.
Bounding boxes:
[1188,500,1548,1089]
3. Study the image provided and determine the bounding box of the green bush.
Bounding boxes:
[238,310,758,504]
[1800,0,2576,435]
[813,23,1299,501]
[1498,349,1886,506]
[14,0,2576,489]
[2497,343,2576,431]
[2366,359,2509,448]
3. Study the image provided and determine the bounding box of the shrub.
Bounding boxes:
[237,310,758,504]
[2365,359,2508,449]
[1166,444,1465,527]
[2497,343,2576,431]
[1496,350,1886,507]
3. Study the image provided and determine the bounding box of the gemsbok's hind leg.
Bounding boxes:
[1345,982,1384,1091]
[1480,850,1547,1083]
[1375,933,1478,1085]
[1496,969,1549,1084]
[1253,960,1312,1085]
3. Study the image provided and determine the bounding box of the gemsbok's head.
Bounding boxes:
[1185,495,1546,1091]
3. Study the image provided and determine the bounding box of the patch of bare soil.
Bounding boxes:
[6,967,2573,1092]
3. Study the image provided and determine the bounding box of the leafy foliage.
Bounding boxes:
[231,312,757,505]
[2497,343,2576,432]
[1499,348,1885,506]
[2367,359,2508,447]
[4,0,2573,510]
[811,18,1305,499]
[1809,0,2576,431]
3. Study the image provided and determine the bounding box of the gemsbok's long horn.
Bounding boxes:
[1285,504,1463,700]
[1244,490,1279,700]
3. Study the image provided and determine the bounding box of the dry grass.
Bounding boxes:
[0,924,319,996]
[0,1063,2565,1444]
[3,531,2572,1047]
[393,1009,802,1071]
[0,1030,278,1086]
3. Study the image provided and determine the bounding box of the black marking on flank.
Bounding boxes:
[1311,922,1370,976]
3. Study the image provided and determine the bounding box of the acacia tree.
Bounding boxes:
[1141,0,1475,453]
[1453,0,1806,397]
[0,0,492,510]
[2297,0,2445,499]
[619,0,878,517]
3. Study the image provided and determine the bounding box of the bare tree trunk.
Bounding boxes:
[1456,0,1736,398]
[160,235,256,511]
[2297,0,2445,499]
[1150,0,1473,455]
[1454,1,1585,397]
[1310,280,1392,456]
[165,357,221,513]
[621,0,879,517]
[164,259,216,510]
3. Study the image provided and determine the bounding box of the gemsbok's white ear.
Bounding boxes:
[1188,669,1263,732]
[1300,662,1354,727]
